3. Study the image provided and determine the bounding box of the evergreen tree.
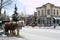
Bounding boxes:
[12,4,19,22]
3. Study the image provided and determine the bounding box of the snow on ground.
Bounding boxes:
[20,26,60,40]
[0,26,60,40]
[0,33,26,40]
[0,36,25,40]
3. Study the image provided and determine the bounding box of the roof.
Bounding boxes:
[36,3,60,9]
[36,7,42,9]
[36,3,54,9]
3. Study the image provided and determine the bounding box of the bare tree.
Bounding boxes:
[0,0,12,15]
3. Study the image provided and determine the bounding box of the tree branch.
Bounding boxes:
[2,0,11,5]
[2,0,12,8]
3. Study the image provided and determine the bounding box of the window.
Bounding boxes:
[54,10,55,15]
[57,10,58,15]
[48,9,50,15]
[38,18,40,24]
[38,11,40,16]
[42,10,43,15]
[42,7,46,16]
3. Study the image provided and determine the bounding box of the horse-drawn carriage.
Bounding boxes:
[2,20,24,36]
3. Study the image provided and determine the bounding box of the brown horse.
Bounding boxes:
[4,22,18,36]
[4,22,10,35]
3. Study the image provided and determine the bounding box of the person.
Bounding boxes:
[54,25,56,28]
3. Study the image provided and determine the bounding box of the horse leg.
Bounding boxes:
[11,30,13,36]
[10,30,11,35]
[6,29,9,36]
[17,29,19,36]
[5,28,8,35]
[9,29,12,36]
[13,29,15,35]
[11,29,15,36]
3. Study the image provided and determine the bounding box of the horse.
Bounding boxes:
[4,22,19,36]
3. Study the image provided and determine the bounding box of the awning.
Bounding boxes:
[53,17,60,20]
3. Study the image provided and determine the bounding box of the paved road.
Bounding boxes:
[0,27,60,40]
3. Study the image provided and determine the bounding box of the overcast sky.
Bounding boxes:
[2,0,60,16]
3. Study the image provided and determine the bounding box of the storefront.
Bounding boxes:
[53,17,60,26]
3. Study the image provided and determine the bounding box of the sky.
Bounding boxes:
[1,0,60,16]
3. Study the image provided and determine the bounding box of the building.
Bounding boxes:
[32,12,37,26]
[26,15,33,26]
[36,3,60,27]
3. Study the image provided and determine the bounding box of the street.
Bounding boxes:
[0,26,60,40]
